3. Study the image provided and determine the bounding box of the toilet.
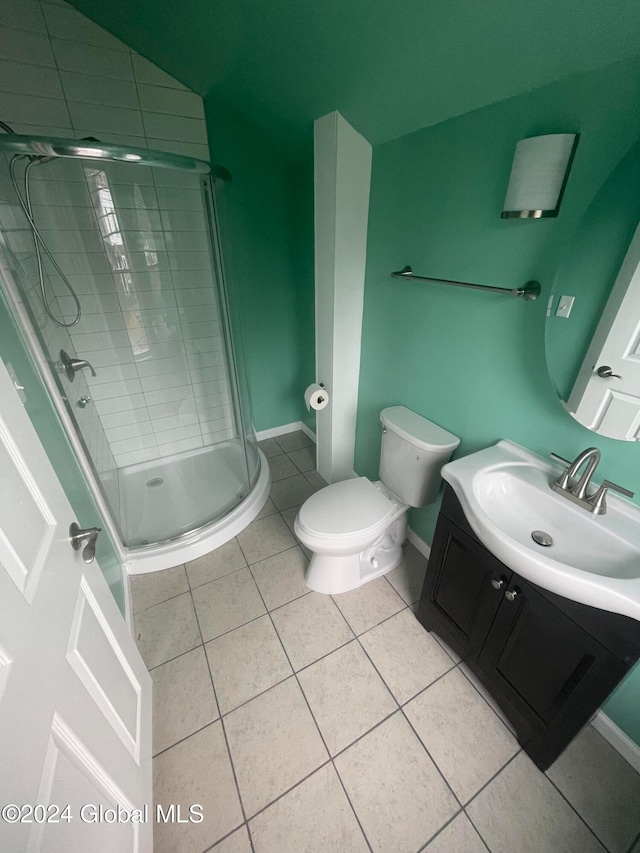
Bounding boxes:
[294,406,460,594]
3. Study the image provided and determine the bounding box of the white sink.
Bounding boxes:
[441,440,640,621]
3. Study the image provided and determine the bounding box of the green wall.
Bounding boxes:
[68,0,640,158]
[547,141,640,400]
[292,159,317,434]
[0,293,125,614]
[355,56,640,744]
[205,102,314,432]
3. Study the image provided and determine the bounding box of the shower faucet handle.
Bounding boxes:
[60,349,97,381]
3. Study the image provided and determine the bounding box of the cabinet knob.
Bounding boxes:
[505,588,520,602]
[491,578,505,590]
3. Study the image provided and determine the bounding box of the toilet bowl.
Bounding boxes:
[294,406,460,594]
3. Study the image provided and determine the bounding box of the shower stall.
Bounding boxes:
[0,133,269,573]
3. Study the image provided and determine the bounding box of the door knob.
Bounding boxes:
[69,523,101,564]
[491,578,505,590]
[596,366,622,379]
[505,588,520,602]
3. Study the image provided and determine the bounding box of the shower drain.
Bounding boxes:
[146,477,164,488]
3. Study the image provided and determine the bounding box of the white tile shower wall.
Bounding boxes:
[0,0,236,471]
[0,226,121,522]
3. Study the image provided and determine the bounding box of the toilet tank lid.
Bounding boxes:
[380,406,460,452]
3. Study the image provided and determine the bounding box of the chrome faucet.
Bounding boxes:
[563,447,601,499]
[550,448,634,514]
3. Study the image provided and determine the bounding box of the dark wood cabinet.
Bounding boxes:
[424,515,510,657]
[417,486,640,770]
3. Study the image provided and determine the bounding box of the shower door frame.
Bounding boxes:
[2,266,271,578]
[201,175,255,488]
[0,265,128,565]
[0,140,270,580]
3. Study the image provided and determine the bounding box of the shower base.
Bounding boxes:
[120,442,270,575]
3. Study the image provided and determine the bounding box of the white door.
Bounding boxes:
[0,359,152,852]
[568,221,640,440]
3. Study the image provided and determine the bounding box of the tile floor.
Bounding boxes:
[130,431,640,853]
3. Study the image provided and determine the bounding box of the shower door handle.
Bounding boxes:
[60,349,97,381]
[69,523,102,564]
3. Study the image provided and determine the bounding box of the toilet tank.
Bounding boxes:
[379,406,460,507]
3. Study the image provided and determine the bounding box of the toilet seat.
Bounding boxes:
[296,477,401,546]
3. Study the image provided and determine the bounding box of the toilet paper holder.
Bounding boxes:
[305,382,329,411]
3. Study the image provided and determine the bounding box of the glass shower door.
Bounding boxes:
[0,147,258,548]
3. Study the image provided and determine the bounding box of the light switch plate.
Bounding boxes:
[556,295,575,319]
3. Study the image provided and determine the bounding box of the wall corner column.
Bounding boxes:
[313,111,372,483]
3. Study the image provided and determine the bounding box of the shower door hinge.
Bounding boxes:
[6,362,26,405]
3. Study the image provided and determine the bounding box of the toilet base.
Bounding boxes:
[304,515,407,594]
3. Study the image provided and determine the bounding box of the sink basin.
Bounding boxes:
[441,440,640,621]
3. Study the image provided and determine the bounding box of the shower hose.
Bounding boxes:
[2,119,82,328]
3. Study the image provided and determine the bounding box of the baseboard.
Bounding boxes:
[255,421,316,442]
[591,711,640,773]
[407,526,431,560]
[299,422,317,443]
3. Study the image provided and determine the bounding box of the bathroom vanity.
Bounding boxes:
[417,484,640,770]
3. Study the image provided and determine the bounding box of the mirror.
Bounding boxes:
[545,140,640,439]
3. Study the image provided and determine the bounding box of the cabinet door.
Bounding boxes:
[417,515,512,659]
[478,577,627,768]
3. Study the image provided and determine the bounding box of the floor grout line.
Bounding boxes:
[251,568,374,850]
[129,567,189,615]
[242,755,334,824]
[462,805,497,853]
[544,766,619,852]
[185,580,255,851]
[145,639,203,672]
[462,748,523,811]
[356,624,470,824]
[415,806,465,852]
[188,561,250,592]
[216,670,295,720]
[351,620,528,831]
[201,823,250,852]
[133,467,637,852]
[246,576,344,841]
[272,436,314,454]
[328,706,402,762]
[398,704,464,811]
[269,619,375,852]
[447,660,519,737]
[331,758,376,853]
[235,528,304,575]
[341,599,413,638]
[152,717,220,760]
[625,830,640,853]
[136,508,455,849]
